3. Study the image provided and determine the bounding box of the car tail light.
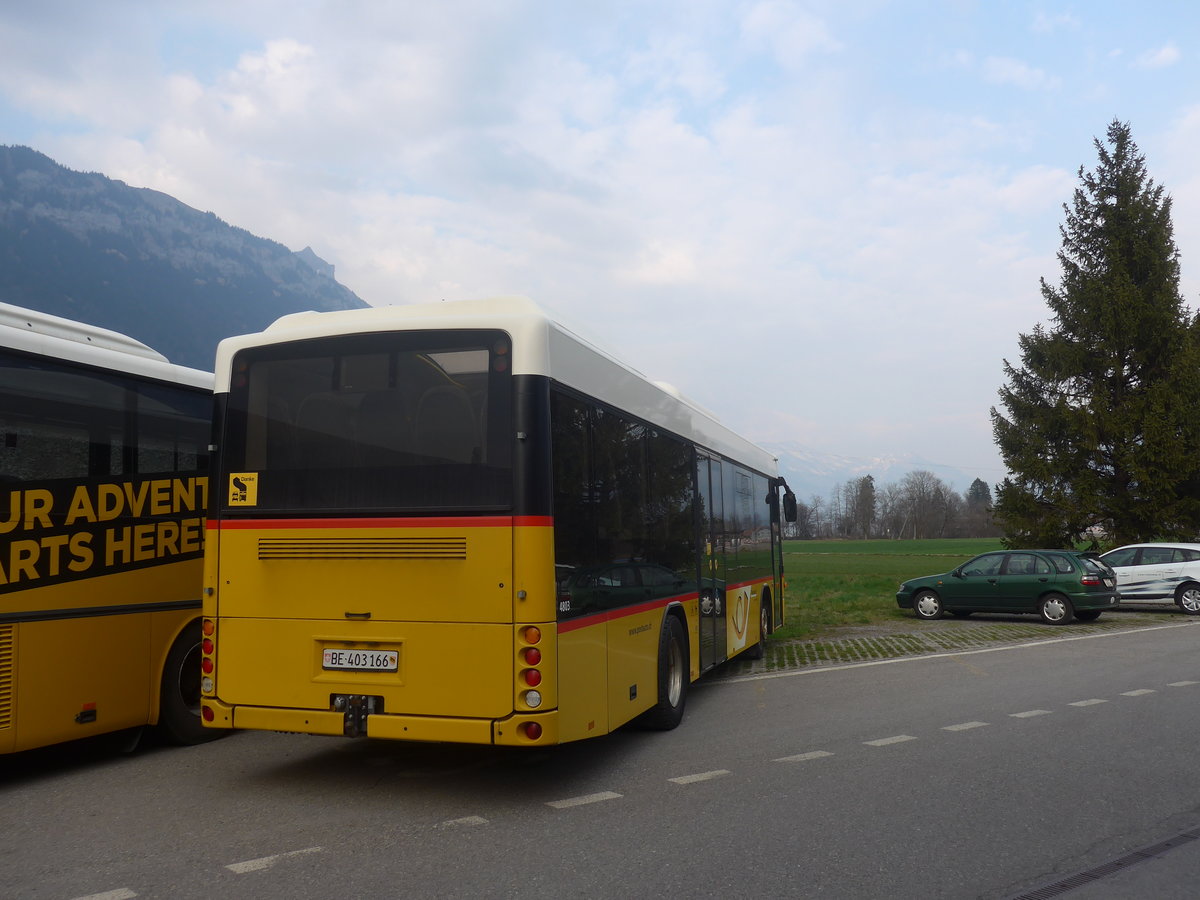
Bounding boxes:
[1081,575,1101,586]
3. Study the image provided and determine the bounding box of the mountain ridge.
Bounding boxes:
[0,145,367,369]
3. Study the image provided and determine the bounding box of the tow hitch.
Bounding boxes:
[331,694,383,737]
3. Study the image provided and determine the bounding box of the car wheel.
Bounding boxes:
[913,589,944,620]
[1176,583,1200,615]
[1038,593,1074,625]
[1074,610,1102,622]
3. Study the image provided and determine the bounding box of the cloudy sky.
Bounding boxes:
[3,1,1199,489]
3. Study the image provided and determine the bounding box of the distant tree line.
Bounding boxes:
[785,472,1001,540]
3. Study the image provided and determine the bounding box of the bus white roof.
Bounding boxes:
[214,297,778,475]
[0,301,213,390]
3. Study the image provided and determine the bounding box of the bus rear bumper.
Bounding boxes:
[204,701,559,746]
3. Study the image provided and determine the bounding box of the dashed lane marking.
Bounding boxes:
[1169,680,1199,687]
[1121,689,1157,696]
[864,735,917,747]
[546,791,623,809]
[669,769,731,785]
[225,846,323,874]
[1010,709,1052,718]
[72,891,137,900]
[439,816,489,827]
[774,750,834,763]
[943,721,988,731]
[1069,699,1108,707]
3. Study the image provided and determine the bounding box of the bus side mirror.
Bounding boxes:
[783,490,797,523]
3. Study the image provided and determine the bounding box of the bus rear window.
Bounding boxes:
[222,330,512,513]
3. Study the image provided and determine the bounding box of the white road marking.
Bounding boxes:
[1069,699,1107,707]
[1010,709,1052,718]
[864,735,917,746]
[669,769,731,784]
[1169,681,1199,687]
[1121,689,1157,696]
[439,815,489,827]
[943,721,988,731]
[72,891,137,900]
[774,750,834,763]
[225,846,323,874]
[546,791,622,809]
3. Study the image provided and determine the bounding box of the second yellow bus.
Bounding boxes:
[201,297,795,746]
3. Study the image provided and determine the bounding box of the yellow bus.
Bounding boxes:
[201,297,796,746]
[0,302,212,753]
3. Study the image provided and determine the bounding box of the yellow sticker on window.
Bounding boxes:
[228,473,259,506]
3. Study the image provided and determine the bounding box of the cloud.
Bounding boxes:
[1135,43,1181,69]
[1031,11,1080,34]
[981,56,1058,91]
[739,1,842,70]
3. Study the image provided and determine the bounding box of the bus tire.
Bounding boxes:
[639,614,689,731]
[746,592,770,660]
[157,621,219,745]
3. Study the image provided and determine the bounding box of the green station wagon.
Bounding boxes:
[896,550,1120,625]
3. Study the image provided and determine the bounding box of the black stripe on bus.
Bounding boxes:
[0,597,201,625]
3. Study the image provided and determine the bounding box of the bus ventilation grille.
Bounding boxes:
[257,537,468,560]
[0,624,13,729]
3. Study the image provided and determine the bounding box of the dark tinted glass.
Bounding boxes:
[222,330,512,513]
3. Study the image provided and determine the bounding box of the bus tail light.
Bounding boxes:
[517,624,548,711]
[201,617,216,696]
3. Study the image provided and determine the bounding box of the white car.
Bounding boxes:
[1099,543,1200,614]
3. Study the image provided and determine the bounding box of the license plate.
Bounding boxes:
[322,648,398,672]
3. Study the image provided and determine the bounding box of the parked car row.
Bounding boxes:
[897,542,1200,625]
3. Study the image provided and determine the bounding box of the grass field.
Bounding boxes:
[774,538,1005,640]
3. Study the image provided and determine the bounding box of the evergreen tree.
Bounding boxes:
[992,120,1200,547]
[965,478,992,511]
[854,475,876,538]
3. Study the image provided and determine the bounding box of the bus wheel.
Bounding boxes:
[746,593,770,660]
[158,621,220,745]
[639,615,689,730]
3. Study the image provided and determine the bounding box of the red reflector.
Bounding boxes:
[525,647,542,665]
[524,721,542,740]
[202,638,214,654]
[525,669,542,687]
[202,706,214,722]
[202,658,214,674]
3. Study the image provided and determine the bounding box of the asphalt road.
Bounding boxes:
[4,619,1200,899]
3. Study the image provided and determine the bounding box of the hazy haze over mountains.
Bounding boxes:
[0,146,366,370]
[764,441,975,501]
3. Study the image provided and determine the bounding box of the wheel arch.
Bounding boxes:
[149,614,203,724]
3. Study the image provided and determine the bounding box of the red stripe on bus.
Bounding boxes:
[555,577,774,633]
[210,516,553,530]
[557,592,696,633]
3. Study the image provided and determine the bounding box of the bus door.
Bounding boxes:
[697,455,727,672]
